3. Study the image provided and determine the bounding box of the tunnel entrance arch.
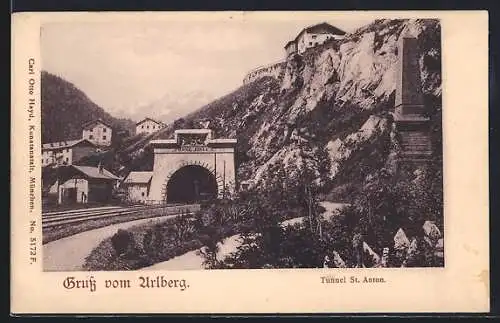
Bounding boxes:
[166,165,218,203]
[147,129,237,204]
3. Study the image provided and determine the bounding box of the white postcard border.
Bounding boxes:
[11,11,489,314]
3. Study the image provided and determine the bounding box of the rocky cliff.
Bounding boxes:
[137,19,442,199]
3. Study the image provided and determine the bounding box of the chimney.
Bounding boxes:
[98,162,104,174]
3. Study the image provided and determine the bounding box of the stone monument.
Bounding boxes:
[393,29,433,166]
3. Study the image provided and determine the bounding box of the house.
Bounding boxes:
[295,22,346,54]
[284,22,346,57]
[122,171,153,203]
[41,139,99,167]
[82,119,113,146]
[48,164,120,205]
[136,118,165,135]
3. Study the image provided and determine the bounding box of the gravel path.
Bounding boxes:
[143,234,243,270]
[43,214,180,271]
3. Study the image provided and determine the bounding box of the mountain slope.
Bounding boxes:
[41,71,136,143]
[126,19,442,200]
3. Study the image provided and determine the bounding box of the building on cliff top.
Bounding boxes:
[243,22,345,84]
[285,22,346,57]
[243,22,346,84]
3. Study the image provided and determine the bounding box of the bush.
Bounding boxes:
[183,239,203,252]
[142,229,154,255]
[172,215,196,243]
[110,229,135,256]
[152,223,165,249]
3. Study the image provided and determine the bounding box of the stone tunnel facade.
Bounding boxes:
[147,129,237,203]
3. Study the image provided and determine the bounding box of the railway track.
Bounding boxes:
[42,204,200,229]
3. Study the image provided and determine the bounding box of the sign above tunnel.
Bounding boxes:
[150,129,237,151]
[178,130,210,151]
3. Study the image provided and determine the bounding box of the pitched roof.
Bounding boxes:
[123,171,153,184]
[293,22,346,44]
[42,139,96,151]
[72,165,120,180]
[82,119,113,130]
[284,40,297,49]
[305,22,346,35]
[136,117,164,126]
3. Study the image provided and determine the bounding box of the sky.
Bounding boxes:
[41,14,374,122]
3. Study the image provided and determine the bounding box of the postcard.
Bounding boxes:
[11,10,489,313]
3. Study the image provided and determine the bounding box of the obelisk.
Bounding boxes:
[393,29,432,166]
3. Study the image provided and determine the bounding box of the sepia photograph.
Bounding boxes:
[39,16,444,272]
[11,10,490,314]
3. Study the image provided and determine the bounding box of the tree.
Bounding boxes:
[352,168,400,253]
[200,154,331,269]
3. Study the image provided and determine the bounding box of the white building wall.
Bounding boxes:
[41,148,74,166]
[59,148,73,165]
[297,32,343,54]
[58,178,89,204]
[48,180,58,194]
[127,184,149,203]
[285,43,298,57]
[82,123,112,146]
[136,120,162,135]
[297,32,309,54]
[42,150,54,166]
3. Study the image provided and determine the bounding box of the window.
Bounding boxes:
[142,125,144,129]
[141,192,145,197]
[147,125,150,129]
[65,157,69,162]
[309,42,313,46]
[103,128,107,133]
[89,129,93,132]
[103,136,107,140]
[89,135,93,140]
[312,35,317,39]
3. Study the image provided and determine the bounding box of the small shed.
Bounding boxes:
[55,164,120,205]
[122,171,153,203]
